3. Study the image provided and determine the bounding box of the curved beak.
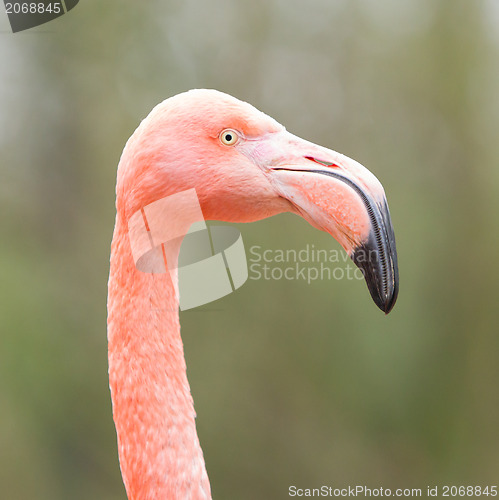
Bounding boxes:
[350,198,399,314]
[244,131,399,314]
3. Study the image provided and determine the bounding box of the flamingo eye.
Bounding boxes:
[220,129,239,146]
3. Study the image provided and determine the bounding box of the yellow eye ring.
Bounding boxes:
[220,129,240,146]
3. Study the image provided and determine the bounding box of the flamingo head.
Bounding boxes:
[118,89,399,313]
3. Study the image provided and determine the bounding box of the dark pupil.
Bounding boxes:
[225,133,233,142]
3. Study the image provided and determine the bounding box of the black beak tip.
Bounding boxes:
[351,237,399,315]
[382,281,398,315]
[364,271,398,315]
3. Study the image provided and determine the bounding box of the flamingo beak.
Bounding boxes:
[252,132,399,313]
[350,197,399,314]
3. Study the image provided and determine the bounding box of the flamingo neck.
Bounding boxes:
[107,216,211,499]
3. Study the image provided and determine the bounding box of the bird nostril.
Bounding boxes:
[304,156,339,168]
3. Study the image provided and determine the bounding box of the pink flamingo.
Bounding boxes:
[107,89,398,499]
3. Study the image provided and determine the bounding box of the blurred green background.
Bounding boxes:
[1,0,499,498]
